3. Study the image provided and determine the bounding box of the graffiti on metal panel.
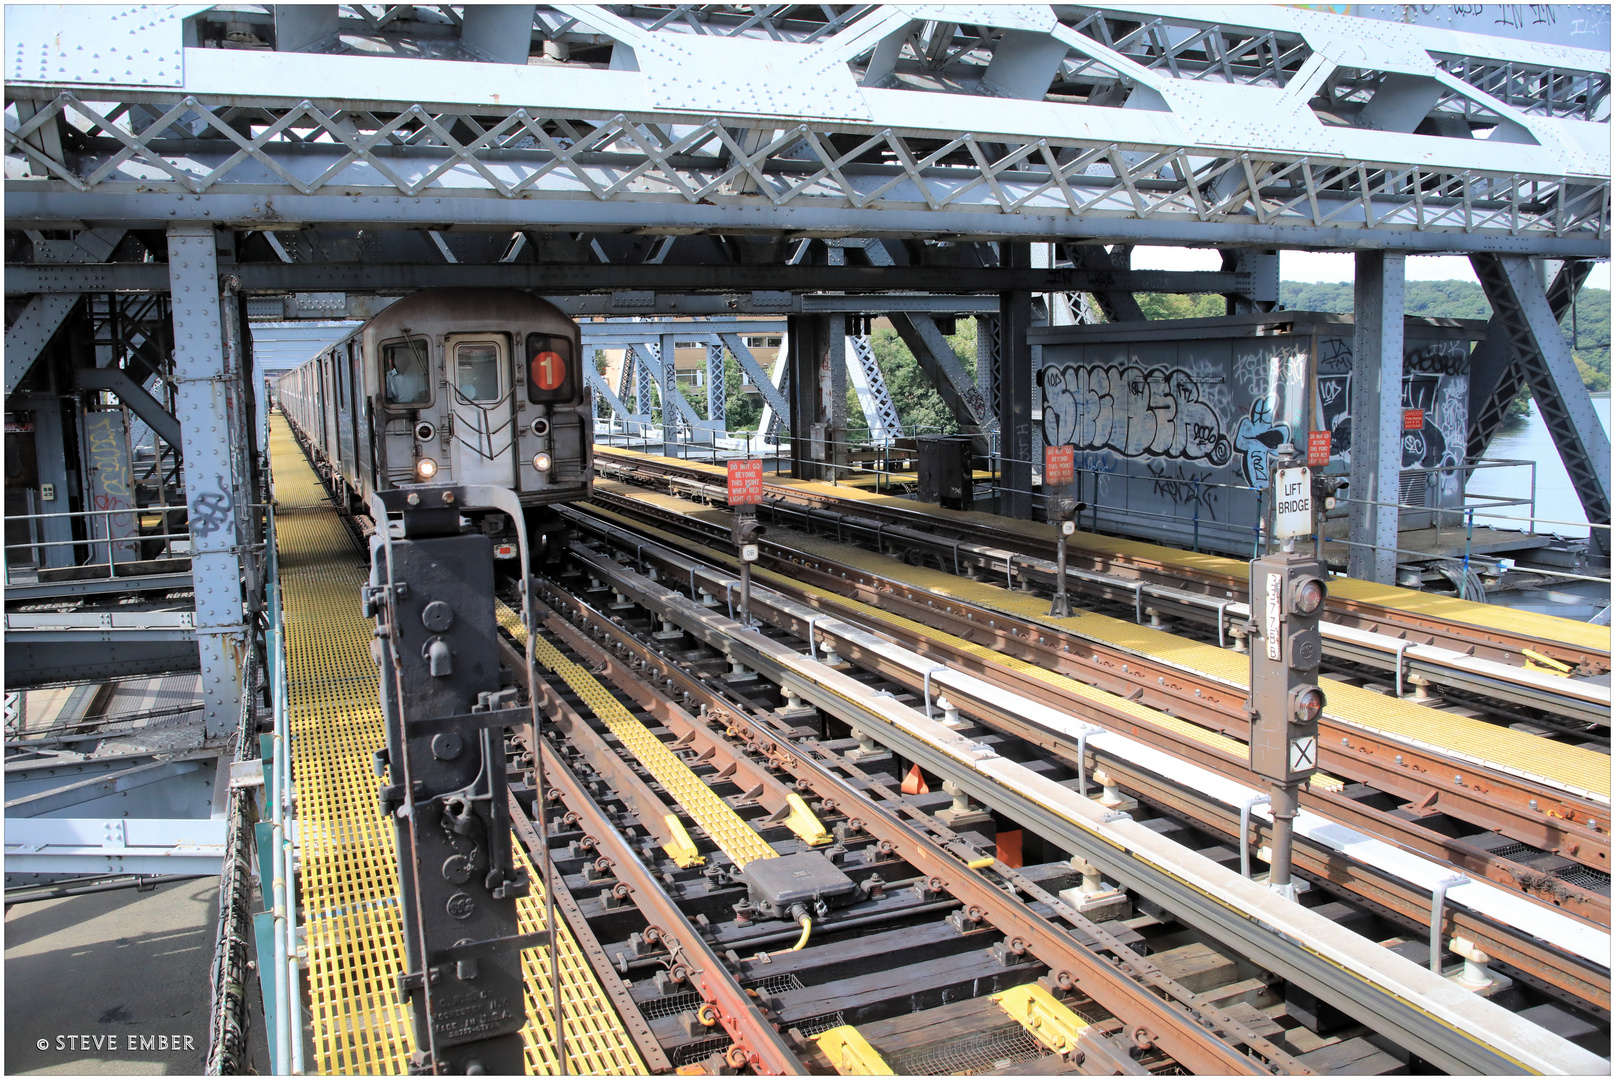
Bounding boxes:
[190,476,234,541]
[1313,336,1469,498]
[1233,399,1291,488]
[85,411,135,532]
[1146,460,1220,517]
[1041,363,1232,467]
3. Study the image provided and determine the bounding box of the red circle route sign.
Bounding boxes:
[531,350,567,391]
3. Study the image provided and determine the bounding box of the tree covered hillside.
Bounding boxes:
[1277,279,1610,392]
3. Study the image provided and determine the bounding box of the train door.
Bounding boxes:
[335,343,355,480]
[353,341,375,496]
[444,333,514,485]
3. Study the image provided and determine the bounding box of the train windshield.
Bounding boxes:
[382,339,432,406]
[526,333,576,404]
[454,341,503,402]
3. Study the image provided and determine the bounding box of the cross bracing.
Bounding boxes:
[4,5,1607,253]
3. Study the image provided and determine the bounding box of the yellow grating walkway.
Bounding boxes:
[592,484,1611,801]
[271,415,643,1075]
[597,447,1610,658]
[496,603,780,868]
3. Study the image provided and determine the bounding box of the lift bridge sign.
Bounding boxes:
[1273,466,1313,539]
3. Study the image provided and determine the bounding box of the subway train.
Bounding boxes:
[275,288,592,555]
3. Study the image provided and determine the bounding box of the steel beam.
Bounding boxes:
[3,633,201,685]
[1471,254,1612,554]
[4,294,78,395]
[5,758,206,818]
[786,316,829,479]
[1347,252,1406,585]
[719,333,790,428]
[887,313,990,432]
[1466,260,1592,463]
[73,366,182,449]
[998,246,1036,519]
[4,262,1251,297]
[168,226,248,739]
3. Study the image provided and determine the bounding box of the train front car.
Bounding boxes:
[368,288,591,556]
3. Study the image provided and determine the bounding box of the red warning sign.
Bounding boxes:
[1044,444,1075,487]
[1403,408,1425,431]
[727,459,763,505]
[1306,430,1332,467]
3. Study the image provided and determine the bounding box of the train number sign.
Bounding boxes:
[531,349,567,391]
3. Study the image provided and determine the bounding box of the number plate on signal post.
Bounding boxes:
[727,459,763,506]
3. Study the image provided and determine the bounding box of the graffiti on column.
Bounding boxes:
[84,409,138,562]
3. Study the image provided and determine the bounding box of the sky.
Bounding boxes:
[1130,247,1612,291]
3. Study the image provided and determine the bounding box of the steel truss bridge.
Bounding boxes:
[2,6,1610,1070]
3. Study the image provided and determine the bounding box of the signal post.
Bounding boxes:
[727,459,765,626]
[1248,445,1328,900]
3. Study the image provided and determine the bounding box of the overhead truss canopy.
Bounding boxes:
[3,4,1608,253]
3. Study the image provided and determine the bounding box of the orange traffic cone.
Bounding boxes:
[901,764,930,795]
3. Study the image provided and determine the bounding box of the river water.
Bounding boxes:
[1464,394,1610,539]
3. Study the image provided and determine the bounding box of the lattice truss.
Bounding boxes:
[4,5,1608,244]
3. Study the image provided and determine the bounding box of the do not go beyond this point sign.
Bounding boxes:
[728,459,763,505]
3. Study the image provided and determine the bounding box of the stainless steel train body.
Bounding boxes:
[275,289,591,544]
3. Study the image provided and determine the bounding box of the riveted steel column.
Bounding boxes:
[787,314,833,480]
[998,244,1035,519]
[1348,252,1405,585]
[660,333,680,455]
[168,225,247,738]
[706,342,727,436]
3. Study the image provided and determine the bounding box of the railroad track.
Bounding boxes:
[572,491,1612,921]
[480,539,1608,1073]
[557,499,1610,990]
[594,449,1612,708]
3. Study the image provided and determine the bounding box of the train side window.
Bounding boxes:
[454,341,503,402]
[525,333,577,404]
[382,338,432,406]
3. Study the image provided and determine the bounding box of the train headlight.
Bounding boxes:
[415,421,436,442]
[415,457,439,480]
[533,452,553,473]
[530,416,550,438]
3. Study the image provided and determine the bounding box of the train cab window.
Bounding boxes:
[454,341,503,402]
[382,339,432,406]
[525,333,576,404]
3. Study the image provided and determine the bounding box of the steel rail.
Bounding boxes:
[518,581,1306,1075]
[563,542,1606,1076]
[594,450,1612,676]
[506,739,805,1075]
[590,476,1612,730]
[574,499,1612,897]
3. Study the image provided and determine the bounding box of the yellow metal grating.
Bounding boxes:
[596,447,1611,657]
[271,416,642,1075]
[591,485,1610,801]
[497,602,780,869]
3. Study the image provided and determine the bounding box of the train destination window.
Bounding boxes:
[455,341,503,402]
[526,333,576,404]
[382,339,432,406]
